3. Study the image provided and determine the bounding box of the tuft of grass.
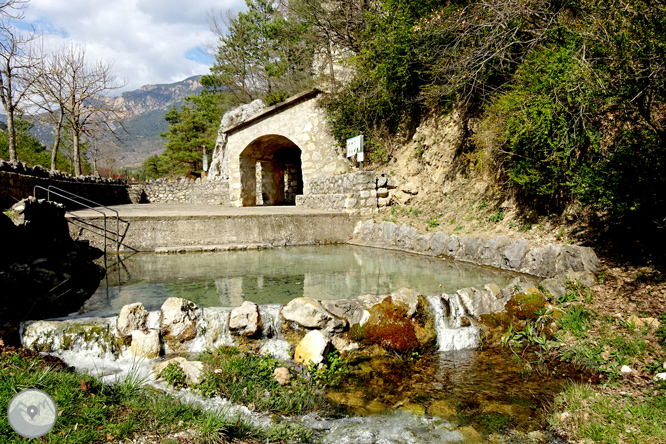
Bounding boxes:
[160,362,187,389]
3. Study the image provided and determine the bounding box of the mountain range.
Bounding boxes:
[25,75,204,168]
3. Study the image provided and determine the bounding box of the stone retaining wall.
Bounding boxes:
[350,219,601,295]
[133,177,230,205]
[0,161,130,210]
[296,171,397,216]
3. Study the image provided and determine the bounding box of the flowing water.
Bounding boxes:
[79,245,521,317]
[42,245,577,442]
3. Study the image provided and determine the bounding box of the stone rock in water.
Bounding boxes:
[321,299,369,327]
[130,330,160,359]
[152,357,204,385]
[159,298,199,350]
[273,367,290,386]
[281,297,346,331]
[390,288,422,318]
[229,301,262,337]
[117,303,149,340]
[294,330,331,366]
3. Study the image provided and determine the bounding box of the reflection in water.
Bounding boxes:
[80,245,522,317]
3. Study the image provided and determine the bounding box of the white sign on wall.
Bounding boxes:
[346,135,364,162]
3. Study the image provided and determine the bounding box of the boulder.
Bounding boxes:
[273,367,290,386]
[281,297,346,332]
[521,245,562,277]
[458,237,484,261]
[556,245,601,276]
[380,221,398,244]
[415,233,434,252]
[229,301,262,337]
[479,236,511,267]
[153,357,204,385]
[294,330,331,366]
[390,288,421,318]
[446,235,461,256]
[362,220,375,239]
[117,303,149,341]
[456,287,509,319]
[321,299,370,326]
[428,232,449,256]
[502,238,529,270]
[396,224,418,250]
[130,330,161,359]
[159,298,200,351]
[401,182,419,195]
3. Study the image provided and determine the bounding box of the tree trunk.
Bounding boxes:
[50,113,64,171]
[73,129,81,176]
[6,108,17,162]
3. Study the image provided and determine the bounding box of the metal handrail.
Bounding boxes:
[43,186,131,252]
[32,186,136,256]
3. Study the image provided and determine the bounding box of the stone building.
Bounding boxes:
[208,89,350,207]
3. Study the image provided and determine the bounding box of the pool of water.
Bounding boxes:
[78,245,522,317]
[315,348,578,442]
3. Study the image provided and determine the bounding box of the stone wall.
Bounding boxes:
[134,177,230,205]
[350,219,601,295]
[295,171,397,216]
[0,161,130,211]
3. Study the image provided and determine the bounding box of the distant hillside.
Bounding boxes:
[17,76,204,168]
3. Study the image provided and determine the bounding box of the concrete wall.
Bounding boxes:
[73,213,360,251]
[134,177,229,205]
[0,161,130,211]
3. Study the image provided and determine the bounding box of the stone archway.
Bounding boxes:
[239,135,303,206]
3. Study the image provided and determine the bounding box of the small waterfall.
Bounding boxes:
[258,304,291,361]
[426,294,479,352]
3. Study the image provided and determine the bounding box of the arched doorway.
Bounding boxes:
[239,135,303,206]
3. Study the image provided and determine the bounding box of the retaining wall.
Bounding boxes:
[133,177,230,205]
[296,171,396,216]
[350,219,601,295]
[0,161,130,210]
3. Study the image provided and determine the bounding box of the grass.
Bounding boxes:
[196,346,326,415]
[0,346,313,443]
[551,382,666,444]
[488,275,666,442]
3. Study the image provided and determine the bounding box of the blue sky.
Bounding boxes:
[21,0,246,92]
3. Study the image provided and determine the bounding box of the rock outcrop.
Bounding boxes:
[1,197,105,345]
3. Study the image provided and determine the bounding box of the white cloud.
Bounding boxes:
[23,0,246,91]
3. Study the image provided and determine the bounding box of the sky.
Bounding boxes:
[19,0,247,92]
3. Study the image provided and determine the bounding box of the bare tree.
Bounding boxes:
[0,0,28,20]
[29,46,68,170]
[0,21,39,162]
[56,44,125,176]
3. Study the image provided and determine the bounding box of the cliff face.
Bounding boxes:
[109,76,203,118]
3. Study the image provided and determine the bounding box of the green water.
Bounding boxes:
[80,245,520,317]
